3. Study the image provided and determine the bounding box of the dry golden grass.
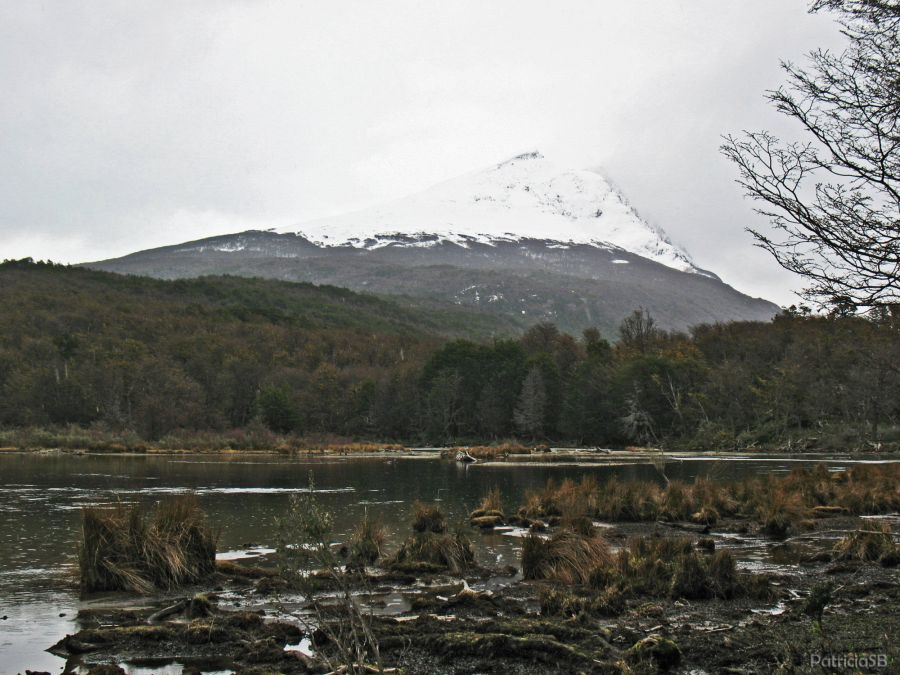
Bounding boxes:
[412,501,446,534]
[514,464,900,533]
[349,512,387,567]
[79,495,217,594]
[296,442,407,455]
[522,531,612,584]
[449,443,533,460]
[477,487,504,513]
[588,536,761,601]
[833,521,900,564]
[469,487,505,526]
[387,531,476,574]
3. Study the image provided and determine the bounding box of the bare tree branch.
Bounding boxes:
[721,0,900,312]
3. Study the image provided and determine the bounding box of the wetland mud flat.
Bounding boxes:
[1,451,898,673]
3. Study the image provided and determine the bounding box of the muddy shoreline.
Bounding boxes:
[6,455,899,674]
[41,511,899,674]
[5,446,898,466]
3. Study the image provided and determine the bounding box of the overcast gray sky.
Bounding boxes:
[0,1,845,306]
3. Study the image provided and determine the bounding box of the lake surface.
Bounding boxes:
[1,450,897,674]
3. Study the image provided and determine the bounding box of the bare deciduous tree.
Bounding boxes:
[722,0,899,311]
[618,308,661,354]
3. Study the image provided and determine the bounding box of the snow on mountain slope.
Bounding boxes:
[277,151,700,274]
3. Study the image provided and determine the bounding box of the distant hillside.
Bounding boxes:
[0,260,514,436]
[0,259,521,340]
[0,260,894,452]
[90,232,779,338]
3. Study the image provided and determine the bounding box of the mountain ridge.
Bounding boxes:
[273,151,706,276]
[87,153,779,336]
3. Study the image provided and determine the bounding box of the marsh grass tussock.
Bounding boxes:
[348,512,386,567]
[446,443,536,460]
[832,521,900,565]
[515,464,900,534]
[387,531,476,575]
[521,531,612,585]
[469,487,506,528]
[388,500,475,573]
[79,495,217,594]
[476,486,504,514]
[589,536,768,602]
[412,501,446,534]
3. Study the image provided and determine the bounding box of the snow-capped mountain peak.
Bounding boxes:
[278,151,699,274]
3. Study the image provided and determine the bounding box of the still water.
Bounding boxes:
[0,450,895,674]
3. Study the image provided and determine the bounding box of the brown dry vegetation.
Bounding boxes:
[348,513,387,568]
[411,501,446,534]
[295,442,408,455]
[832,521,900,565]
[445,443,537,460]
[595,537,766,601]
[517,463,900,535]
[387,531,476,575]
[79,496,217,594]
[537,534,772,623]
[522,531,612,584]
[469,487,506,528]
[387,501,476,574]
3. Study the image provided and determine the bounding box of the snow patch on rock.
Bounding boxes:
[278,152,700,274]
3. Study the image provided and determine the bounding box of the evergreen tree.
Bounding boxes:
[513,366,547,439]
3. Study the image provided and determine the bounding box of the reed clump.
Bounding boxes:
[388,501,475,574]
[521,531,612,585]
[589,537,765,601]
[539,585,625,618]
[387,531,475,574]
[832,522,900,566]
[837,464,900,514]
[469,487,505,528]
[318,442,406,455]
[515,464,900,534]
[596,477,662,521]
[412,501,446,534]
[348,513,386,568]
[475,486,504,514]
[79,495,217,594]
[757,489,807,537]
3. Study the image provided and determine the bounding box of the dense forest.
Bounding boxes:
[1,260,897,450]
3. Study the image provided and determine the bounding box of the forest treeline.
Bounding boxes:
[1,260,898,450]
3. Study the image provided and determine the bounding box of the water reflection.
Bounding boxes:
[0,450,896,673]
